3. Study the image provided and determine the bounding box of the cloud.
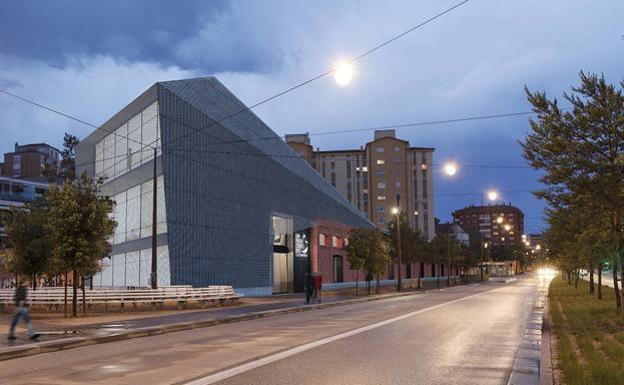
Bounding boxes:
[0,0,283,73]
[0,54,195,154]
[0,0,623,232]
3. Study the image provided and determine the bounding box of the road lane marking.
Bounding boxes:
[185,286,508,385]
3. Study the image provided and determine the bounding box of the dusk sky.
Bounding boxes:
[1,0,623,233]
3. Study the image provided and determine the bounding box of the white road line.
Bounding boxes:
[185,286,507,385]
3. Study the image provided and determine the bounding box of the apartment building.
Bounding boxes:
[452,203,525,248]
[1,142,60,179]
[286,130,435,240]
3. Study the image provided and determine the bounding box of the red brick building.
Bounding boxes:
[310,220,457,288]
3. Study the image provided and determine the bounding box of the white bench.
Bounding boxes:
[0,285,243,312]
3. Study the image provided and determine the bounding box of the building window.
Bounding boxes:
[376,159,385,165]
[377,207,386,213]
[394,146,400,152]
[377,182,386,189]
[421,163,427,170]
[377,217,386,225]
[376,147,385,153]
[319,233,326,246]
[395,170,401,176]
[377,195,386,201]
[395,181,401,188]
[331,173,336,186]
[376,170,385,177]
[393,158,400,164]
[330,161,335,169]
[346,160,352,178]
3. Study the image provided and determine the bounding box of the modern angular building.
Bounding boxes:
[286,130,435,240]
[76,77,372,295]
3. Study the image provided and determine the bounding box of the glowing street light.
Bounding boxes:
[443,162,458,176]
[504,224,512,231]
[535,244,542,251]
[487,190,499,201]
[334,61,354,86]
[496,216,504,224]
[391,207,400,215]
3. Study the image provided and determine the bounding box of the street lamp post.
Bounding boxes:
[392,195,402,292]
[448,223,452,287]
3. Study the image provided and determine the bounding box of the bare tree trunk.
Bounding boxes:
[437,264,441,289]
[598,262,603,299]
[612,261,621,312]
[72,269,78,317]
[589,264,594,296]
[574,269,578,289]
[567,270,572,285]
[81,272,86,317]
[32,273,36,291]
[64,272,68,318]
[355,270,359,296]
[376,277,380,295]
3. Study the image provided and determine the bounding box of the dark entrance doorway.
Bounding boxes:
[333,255,344,283]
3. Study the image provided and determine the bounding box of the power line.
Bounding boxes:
[0,88,98,128]
[0,1,472,153]
[158,0,472,149]
[164,109,540,151]
[0,88,157,150]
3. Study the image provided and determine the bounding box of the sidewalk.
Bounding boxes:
[0,291,359,347]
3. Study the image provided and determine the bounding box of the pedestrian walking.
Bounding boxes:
[313,273,323,303]
[7,281,39,341]
[305,273,315,304]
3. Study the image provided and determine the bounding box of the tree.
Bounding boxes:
[346,228,390,295]
[521,71,624,311]
[430,233,462,287]
[386,213,427,287]
[60,133,80,181]
[346,228,369,296]
[46,173,115,317]
[4,199,52,290]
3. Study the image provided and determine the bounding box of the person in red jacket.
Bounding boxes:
[312,273,323,303]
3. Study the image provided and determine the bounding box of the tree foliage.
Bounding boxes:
[345,227,390,294]
[4,199,52,289]
[521,71,624,311]
[46,173,116,316]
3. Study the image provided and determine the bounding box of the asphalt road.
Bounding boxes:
[0,275,547,385]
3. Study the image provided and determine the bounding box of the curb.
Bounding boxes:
[507,282,550,385]
[540,291,554,385]
[0,287,434,362]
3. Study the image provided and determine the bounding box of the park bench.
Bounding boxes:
[0,285,242,312]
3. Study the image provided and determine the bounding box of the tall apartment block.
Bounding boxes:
[286,130,435,240]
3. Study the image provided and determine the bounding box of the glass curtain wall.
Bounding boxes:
[94,101,161,179]
[111,175,167,245]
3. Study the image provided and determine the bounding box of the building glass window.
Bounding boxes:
[377,182,386,189]
[376,159,385,165]
[376,147,385,153]
[95,101,160,181]
[377,195,386,201]
[319,233,326,246]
